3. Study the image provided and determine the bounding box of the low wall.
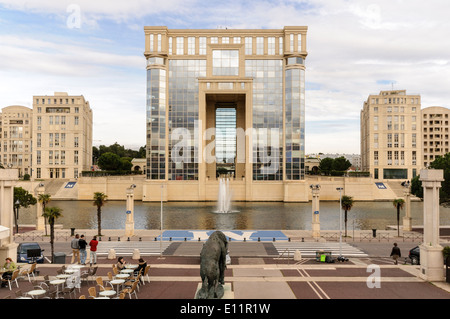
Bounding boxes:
[75,175,404,202]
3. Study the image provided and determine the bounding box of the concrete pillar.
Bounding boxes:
[0,169,19,262]
[310,184,321,239]
[402,188,412,232]
[35,184,45,231]
[125,185,135,237]
[419,169,445,281]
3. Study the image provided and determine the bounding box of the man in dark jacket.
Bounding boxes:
[79,235,88,265]
[390,243,401,265]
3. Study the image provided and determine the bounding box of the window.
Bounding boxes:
[412,151,417,165]
[37,151,41,165]
[279,37,283,54]
[188,37,195,55]
[157,34,162,52]
[212,50,239,76]
[168,37,173,55]
[36,168,41,179]
[49,133,53,148]
[256,37,264,55]
[245,37,252,55]
[289,34,294,51]
[210,37,218,44]
[74,150,79,165]
[150,34,154,51]
[176,37,184,55]
[387,133,392,148]
[297,34,302,51]
[199,37,206,55]
[75,116,79,125]
[37,133,41,148]
[268,37,275,55]
[374,150,378,165]
[387,151,392,165]
[233,37,241,44]
[222,37,229,44]
[74,136,79,148]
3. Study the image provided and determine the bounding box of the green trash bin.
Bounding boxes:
[316,251,332,262]
[53,252,66,264]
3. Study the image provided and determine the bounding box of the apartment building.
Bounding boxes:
[0,105,33,177]
[422,106,450,167]
[31,92,93,179]
[361,90,422,180]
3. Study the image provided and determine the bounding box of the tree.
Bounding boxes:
[318,158,334,174]
[428,153,450,203]
[13,187,37,233]
[393,198,405,237]
[93,192,108,236]
[43,206,63,263]
[332,157,352,172]
[38,194,51,236]
[410,175,423,200]
[97,152,122,171]
[341,195,354,237]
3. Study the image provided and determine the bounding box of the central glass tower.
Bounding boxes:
[144,26,307,201]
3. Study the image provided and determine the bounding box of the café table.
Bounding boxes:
[109,279,125,294]
[120,268,134,274]
[49,279,66,298]
[26,289,47,299]
[98,290,116,298]
[115,273,130,279]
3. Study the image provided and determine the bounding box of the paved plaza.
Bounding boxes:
[1,228,449,303]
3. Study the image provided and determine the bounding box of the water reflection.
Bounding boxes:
[18,200,450,231]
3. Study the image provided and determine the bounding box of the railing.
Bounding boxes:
[275,248,292,265]
[14,231,72,242]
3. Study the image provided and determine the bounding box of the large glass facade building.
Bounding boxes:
[144,26,307,202]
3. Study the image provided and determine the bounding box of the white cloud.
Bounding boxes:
[1,0,450,154]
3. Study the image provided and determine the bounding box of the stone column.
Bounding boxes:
[35,184,45,231]
[419,169,445,281]
[0,169,19,262]
[402,187,412,232]
[125,185,135,237]
[310,184,321,239]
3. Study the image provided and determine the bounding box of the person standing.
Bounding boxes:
[70,234,80,264]
[89,236,99,265]
[390,243,401,265]
[79,235,88,265]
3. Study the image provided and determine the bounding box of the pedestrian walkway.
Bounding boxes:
[90,241,172,257]
[273,242,369,258]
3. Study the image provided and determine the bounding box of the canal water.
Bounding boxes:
[18,200,450,231]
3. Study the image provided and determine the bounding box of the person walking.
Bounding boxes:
[70,234,80,264]
[79,235,88,265]
[390,243,401,265]
[89,236,99,265]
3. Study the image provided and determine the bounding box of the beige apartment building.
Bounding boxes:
[0,105,33,177]
[422,106,450,167]
[31,92,93,179]
[361,90,422,180]
[143,26,308,201]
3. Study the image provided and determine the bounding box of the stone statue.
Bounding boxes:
[196,231,228,299]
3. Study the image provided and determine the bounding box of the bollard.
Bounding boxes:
[288,237,291,242]
[273,238,276,242]
[127,237,130,241]
[108,237,111,241]
[139,237,142,241]
[244,238,246,242]
[302,237,304,242]
[169,237,172,241]
[154,237,157,241]
[118,237,121,241]
[258,237,260,242]
[184,237,187,241]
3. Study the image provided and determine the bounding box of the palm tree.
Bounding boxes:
[393,198,405,237]
[38,194,51,236]
[341,195,354,237]
[43,206,63,263]
[93,192,108,237]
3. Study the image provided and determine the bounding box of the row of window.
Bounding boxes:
[35,98,79,105]
[373,150,417,166]
[156,34,302,55]
[370,97,420,105]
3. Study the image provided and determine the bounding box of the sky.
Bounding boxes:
[0,0,449,154]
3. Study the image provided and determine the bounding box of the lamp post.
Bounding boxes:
[14,199,20,234]
[401,180,412,232]
[160,184,164,258]
[310,184,321,239]
[336,187,343,258]
[125,184,136,237]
